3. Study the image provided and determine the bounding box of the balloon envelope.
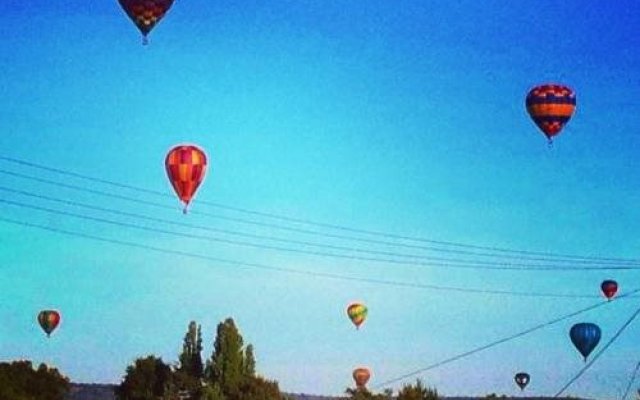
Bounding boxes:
[570,322,601,361]
[37,310,61,337]
[118,0,174,38]
[514,372,530,390]
[600,280,618,300]
[346,302,368,329]
[525,84,576,141]
[165,144,208,213]
[353,367,371,388]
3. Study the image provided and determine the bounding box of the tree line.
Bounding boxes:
[115,317,440,400]
[0,317,442,400]
[116,318,282,400]
[0,360,70,400]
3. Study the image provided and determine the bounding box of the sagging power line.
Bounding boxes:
[0,216,614,299]
[1,155,638,265]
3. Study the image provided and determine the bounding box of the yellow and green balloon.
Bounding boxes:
[346,302,368,330]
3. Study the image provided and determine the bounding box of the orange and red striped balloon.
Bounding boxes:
[37,310,61,338]
[525,83,576,143]
[165,144,208,213]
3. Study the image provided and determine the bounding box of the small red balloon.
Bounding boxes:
[601,280,618,300]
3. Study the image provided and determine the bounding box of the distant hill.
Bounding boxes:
[65,383,588,400]
[67,383,116,400]
[287,394,345,400]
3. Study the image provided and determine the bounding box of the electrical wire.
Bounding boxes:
[621,362,640,400]
[2,185,617,267]
[1,155,638,265]
[373,290,640,389]
[0,215,610,299]
[554,306,640,397]
[2,198,638,272]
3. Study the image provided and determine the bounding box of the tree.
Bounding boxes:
[397,379,438,400]
[239,376,284,400]
[202,384,226,400]
[115,355,175,400]
[345,387,391,400]
[179,321,204,379]
[0,360,70,400]
[207,318,248,398]
[206,318,283,400]
[243,345,256,377]
[176,321,205,399]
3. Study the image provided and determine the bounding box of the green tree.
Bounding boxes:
[397,379,438,400]
[179,321,204,379]
[206,318,282,400]
[176,321,205,399]
[239,376,284,400]
[243,345,256,377]
[202,384,226,400]
[206,318,248,398]
[0,360,70,400]
[345,387,391,400]
[115,355,175,400]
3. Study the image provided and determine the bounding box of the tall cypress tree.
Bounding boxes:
[179,321,204,379]
[207,318,247,398]
[243,344,255,377]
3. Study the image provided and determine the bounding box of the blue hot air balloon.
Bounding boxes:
[569,323,601,362]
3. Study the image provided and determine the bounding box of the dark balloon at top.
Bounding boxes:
[118,0,175,44]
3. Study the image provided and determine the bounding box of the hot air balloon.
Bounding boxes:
[601,280,618,301]
[118,0,175,44]
[165,144,208,214]
[346,302,368,330]
[37,310,61,338]
[525,84,576,144]
[570,322,601,361]
[353,367,371,388]
[514,372,530,391]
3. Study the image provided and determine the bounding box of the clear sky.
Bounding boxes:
[1,0,640,398]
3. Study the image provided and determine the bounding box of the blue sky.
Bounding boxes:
[1,0,640,398]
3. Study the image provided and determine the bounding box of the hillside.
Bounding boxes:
[66,383,588,400]
[67,383,117,400]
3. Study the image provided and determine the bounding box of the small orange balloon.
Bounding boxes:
[353,367,371,388]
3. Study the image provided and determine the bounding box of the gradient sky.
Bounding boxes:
[1,1,640,398]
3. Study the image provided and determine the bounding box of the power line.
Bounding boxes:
[1,155,638,265]
[554,306,640,397]
[373,290,640,389]
[3,185,617,268]
[0,216,611,299]
[2,197,638,272]
[622,362,640,400]
[6,168,637,269]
